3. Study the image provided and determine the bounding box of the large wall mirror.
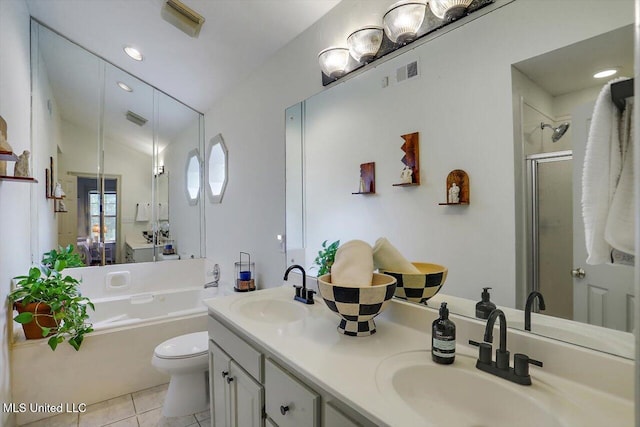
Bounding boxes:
[31,20,205,266]
[285,0,634,358]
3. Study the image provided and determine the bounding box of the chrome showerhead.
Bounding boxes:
[540,122,570,142]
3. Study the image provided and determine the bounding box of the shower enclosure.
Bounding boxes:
[526,151,574,320]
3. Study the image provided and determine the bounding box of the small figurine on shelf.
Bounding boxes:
[14,150,30,178]
[400,166,413,184]
[448,182,460,204]
[57,200,67,212]
[54,182,66,198]
[359,177,366,193]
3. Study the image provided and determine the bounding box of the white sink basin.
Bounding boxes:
[232,298,307,323]
[375,351,568,427]
[230,296,309,335]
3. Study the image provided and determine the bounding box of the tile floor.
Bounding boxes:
[21,384,211,427]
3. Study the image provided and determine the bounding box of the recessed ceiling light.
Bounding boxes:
[117,81,133,92]
[593,69,618,79]
[124,46,143,61]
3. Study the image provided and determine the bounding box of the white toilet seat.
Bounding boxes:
[154,331,208,359]
[151,331,210,418]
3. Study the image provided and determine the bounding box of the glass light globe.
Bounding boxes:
[429,0,473,22]
[318,47,350,79]
[347,26,384,64]
[383,1,427,45]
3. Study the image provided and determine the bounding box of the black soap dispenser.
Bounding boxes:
[432,302,456,365]
[476,287,496,319]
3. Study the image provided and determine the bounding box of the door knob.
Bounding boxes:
[280,405,290,415]
[571,267,586,279]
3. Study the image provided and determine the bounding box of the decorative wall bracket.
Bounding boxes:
[353,162,375,194]
[439,169,469,205]
[392,132,419,187]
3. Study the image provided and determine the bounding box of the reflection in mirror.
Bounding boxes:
[206,134,228,203]
[31,20,204,265]
[285,1,634,358]
[185,149,201,205]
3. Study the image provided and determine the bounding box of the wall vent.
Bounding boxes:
[126,111,148,127]
[161,0,206,38]
[396,60,420,83]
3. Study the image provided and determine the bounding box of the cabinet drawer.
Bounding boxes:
[265,358,319,427]
[208,316,263,381]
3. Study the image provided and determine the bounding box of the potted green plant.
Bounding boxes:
[313,240,340,276]
[8,245,94,351]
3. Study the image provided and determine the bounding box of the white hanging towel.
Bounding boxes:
[136,202,151,222]
[605,97,635,255]
[582,77,635,264]
[158,202,169,221]
[582,78,624,264]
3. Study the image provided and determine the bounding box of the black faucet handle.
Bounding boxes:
[514,353,543,377]
[469,340,492,364]
[293,285,302,298]
[306,289,316,303]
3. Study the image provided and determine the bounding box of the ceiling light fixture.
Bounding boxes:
[429,0,473,22]
[593,69,618,79]
[347,26,384,64]
[318,47,351,80]
[383,1,427,45]
[124,46,143,61]
[317,0,491,86]
[117,81,133,92]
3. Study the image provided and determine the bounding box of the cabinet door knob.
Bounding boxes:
[226,376,234,384]
[280,405,290,415]
[221,371,229,378]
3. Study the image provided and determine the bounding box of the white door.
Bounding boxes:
[572,102,635,332]
[210,343,232,427]
[229,360,264,427]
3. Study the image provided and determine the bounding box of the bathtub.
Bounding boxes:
[11,285,220,425]
[90,286,212,331]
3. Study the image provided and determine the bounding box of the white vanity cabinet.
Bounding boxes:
[264,358,319,427]
[209,317,264,427]
[124,241,154,263]
[208,313,374,427]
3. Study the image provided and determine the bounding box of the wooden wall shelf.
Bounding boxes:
[353,162,375,194]
[0,175,37,183]
[440,169,469,205]
[0,151,18,161]
[393,132,420,186]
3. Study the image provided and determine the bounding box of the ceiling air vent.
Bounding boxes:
[126,111,148,127]
[396,60,420,83]
[161,0,206,38]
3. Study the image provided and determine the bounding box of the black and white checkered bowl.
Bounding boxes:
[317,273,397,337]
[379,262,447,304]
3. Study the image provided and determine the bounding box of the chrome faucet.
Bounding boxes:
[283,265,315,304]
[469,308,543,386]
[204,264,220,288]
[524,291,546,331]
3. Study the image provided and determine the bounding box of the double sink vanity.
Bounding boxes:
[204,284,633,427]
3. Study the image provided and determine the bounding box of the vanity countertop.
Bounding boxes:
[204,286,633,427]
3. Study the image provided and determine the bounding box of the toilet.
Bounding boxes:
[152,331,209,417]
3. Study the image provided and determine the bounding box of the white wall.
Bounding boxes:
[205,0,633,306]
[0,1,32,426]
[159,118,202,261]
[32,47,63,259]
